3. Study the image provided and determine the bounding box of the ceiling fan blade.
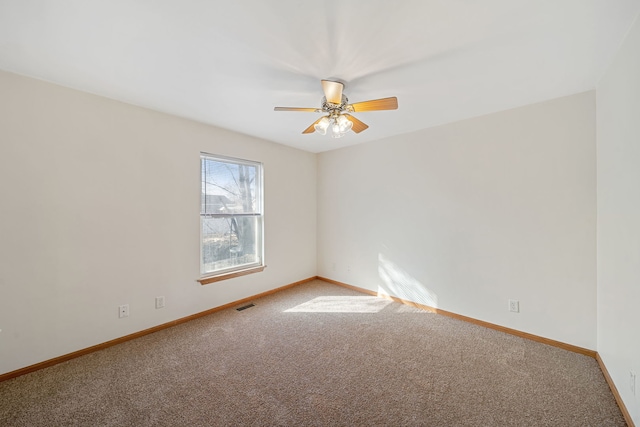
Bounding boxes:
[302,117,323,134]
[349,97,398,112]
[321,80,344,104]
[274,107,320,112]
[344,114,369,133]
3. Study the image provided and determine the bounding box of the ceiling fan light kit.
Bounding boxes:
[314,111,353,138]
[274,80,398,138]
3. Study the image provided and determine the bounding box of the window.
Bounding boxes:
[199,153,264,282]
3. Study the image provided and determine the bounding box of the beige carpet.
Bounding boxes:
[0,280,626,426]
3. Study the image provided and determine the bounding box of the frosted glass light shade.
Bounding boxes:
[314,116,330,135]
[331,121,344,138]
[337,114,353,133]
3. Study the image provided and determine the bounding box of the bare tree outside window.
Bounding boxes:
[200,154,263,275]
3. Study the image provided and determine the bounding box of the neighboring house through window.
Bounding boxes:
[199,153,264,282]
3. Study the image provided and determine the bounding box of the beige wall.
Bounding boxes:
[317,91,597,349]
[0,70,317,375]
[597,13,640,424]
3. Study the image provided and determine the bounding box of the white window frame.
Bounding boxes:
[199,153,264,283]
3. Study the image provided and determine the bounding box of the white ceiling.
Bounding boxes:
[1,0,639,153]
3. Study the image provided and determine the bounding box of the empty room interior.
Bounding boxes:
[1,1,640,426]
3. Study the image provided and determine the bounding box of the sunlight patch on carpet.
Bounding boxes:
[284,296,392,313]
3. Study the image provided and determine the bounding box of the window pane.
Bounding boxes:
[201,158,259,215]
[200,154,263,277]
[201,214,261,273]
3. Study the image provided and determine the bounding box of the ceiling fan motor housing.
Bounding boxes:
[321,95,351,113]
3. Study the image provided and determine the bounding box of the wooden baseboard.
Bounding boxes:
[596,353,636,427]
[0,276,317,383]
[318,276,597,358]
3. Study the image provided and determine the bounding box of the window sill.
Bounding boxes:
[198,265,265,285]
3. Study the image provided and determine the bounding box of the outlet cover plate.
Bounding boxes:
[508,299,520,313]
[155,296,165,309]
[119,304,129,318]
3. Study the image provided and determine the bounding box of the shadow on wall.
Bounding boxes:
[378,253,438,308]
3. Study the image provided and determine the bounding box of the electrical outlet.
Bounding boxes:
[118,304,129,318]
[508,299,520,313]
[155,296,165,309]
[332,262,336,271]
[347,265,351,272]
[631,370,636,395]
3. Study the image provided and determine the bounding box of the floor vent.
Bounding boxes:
[236,303,255,311]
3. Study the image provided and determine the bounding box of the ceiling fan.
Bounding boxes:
[274,80,398,138]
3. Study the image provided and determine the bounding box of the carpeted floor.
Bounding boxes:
[0,279,626,426]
